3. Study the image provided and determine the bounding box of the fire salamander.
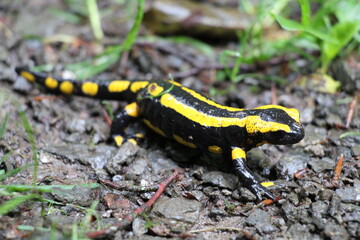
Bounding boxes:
[15,67,304,200]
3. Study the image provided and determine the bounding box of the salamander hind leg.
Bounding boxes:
[111,102,142,146]
[231,147,275,200]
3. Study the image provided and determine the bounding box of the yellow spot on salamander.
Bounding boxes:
[108,80,130,92]
[114,136,124,146]
[20,71,35,83]
[143,119,166,137]
[82,82,99,96]
[130,81,149,93]
[45,77,58,89]
[59,81,74,95]
[261,182,275,187]
[135,133,144,138]
[231,148,246,160]
[160,93,291,132]
[208,145,222,154]
[147,83,164,96]
[173,135,196,148]
[128,139,137,145]
[125,102,140,118]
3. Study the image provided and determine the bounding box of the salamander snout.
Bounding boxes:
[288,122,305,144]
[264,121,304,145]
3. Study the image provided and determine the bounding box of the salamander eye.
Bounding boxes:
[273,130,286,139]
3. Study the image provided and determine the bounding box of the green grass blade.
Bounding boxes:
[122,0,145,51]
[51,222,57,240]
[273,14,305,31]
[340,132,360,139]
[321,21,360,71]
[299,0,310,26]
[81,200,99,232]
[72,223,78,240]
[101,101,114,120]
[17,225,36,231]
[0,151,13,165]
[17,225,50,232]
[18,110,38,186]
[0,183,100,193]
[0,163,33,182]
[0,193,40,215]
[0,113,9,140]
[273,14,338,44]
[87,0,104,41]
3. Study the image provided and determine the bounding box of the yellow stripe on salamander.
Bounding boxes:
[167,80,182,86]
[143,119,166,137]
[160,93,291,133]
[245,116,291,133]
[173,134,196,148]
[180,86,242,112]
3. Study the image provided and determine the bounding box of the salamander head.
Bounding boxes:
[250,105,304,145]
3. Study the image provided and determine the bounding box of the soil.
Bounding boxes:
[0,1,359,240]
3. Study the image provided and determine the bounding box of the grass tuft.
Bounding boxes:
[67,0,145,80]
[273,0,360,72]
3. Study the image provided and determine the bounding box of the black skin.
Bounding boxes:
[15,68,305,200]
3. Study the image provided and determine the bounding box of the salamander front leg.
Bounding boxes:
[111,102,141,146]
[231,147,275,200]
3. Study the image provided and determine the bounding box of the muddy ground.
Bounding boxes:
[0,1,360,240]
